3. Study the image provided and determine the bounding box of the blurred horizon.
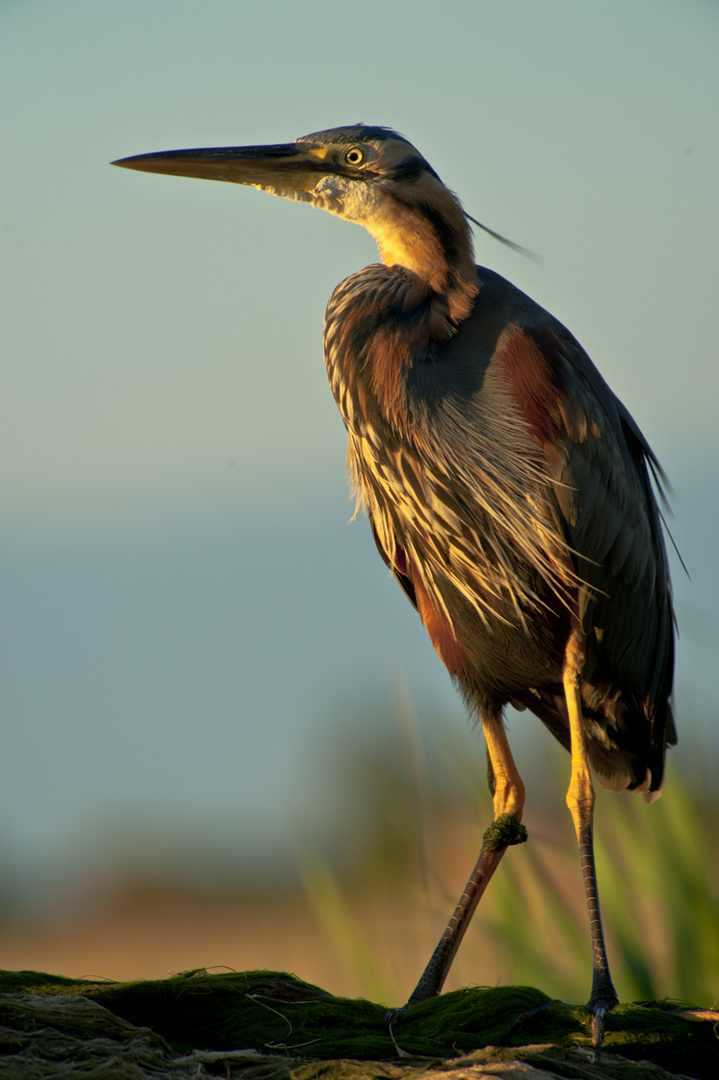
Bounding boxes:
[3,465,717,912]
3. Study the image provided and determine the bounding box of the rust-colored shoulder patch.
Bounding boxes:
[498,325,577,444]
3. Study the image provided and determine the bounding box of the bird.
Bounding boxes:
[113,125,676,1050]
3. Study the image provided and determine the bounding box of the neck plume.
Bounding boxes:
[367,180,479,323]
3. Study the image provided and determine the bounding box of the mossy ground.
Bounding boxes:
[1,968,717,1079]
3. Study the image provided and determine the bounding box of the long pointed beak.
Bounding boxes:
[111,142,326,190]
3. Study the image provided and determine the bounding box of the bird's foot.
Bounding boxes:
[384,988,432,1032]
[587,972,618,1057]
[589,996,617,1058]
[504,992,616,1058]
[384,1004,415,1058]
[385,982,442,1056]
[503,997,564,1044]
[384,1004,406,1033]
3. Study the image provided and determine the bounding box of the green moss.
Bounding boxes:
[482,813,528,850]
[1,968,717,1077]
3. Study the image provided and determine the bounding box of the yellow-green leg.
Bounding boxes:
[401,712,527,1007]
[563,628,619,1050]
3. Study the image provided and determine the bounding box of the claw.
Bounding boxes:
[384,1005,404,1033]
[590,1000,611,1058]
[504,997,562,1043]
[384,1006,412,1058]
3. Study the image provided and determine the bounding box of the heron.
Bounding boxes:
[113,125,676,1049]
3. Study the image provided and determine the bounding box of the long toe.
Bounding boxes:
[503,998,563,1043]
[384,1004,407,1033]
[590,999,614,1056]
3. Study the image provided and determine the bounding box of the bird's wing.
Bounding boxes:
[500,320,676,778]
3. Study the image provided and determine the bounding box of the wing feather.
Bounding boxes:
[514,324,676,789]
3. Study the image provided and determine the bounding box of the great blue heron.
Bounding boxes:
[113,125,676,1049]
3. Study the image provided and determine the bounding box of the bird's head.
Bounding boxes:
[113,124,479,318]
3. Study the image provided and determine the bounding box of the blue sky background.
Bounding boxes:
[3,0,718,905]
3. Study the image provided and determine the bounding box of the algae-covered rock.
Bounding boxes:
[0,969,716,1079]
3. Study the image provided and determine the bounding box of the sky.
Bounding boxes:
[2,0,719,905]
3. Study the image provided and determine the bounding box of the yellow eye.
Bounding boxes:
[344,146,365,166]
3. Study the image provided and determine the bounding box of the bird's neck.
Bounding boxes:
[368,186,479,324]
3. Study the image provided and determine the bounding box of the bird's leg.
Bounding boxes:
[400,711,527,1009]
[563,628,619,1052]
